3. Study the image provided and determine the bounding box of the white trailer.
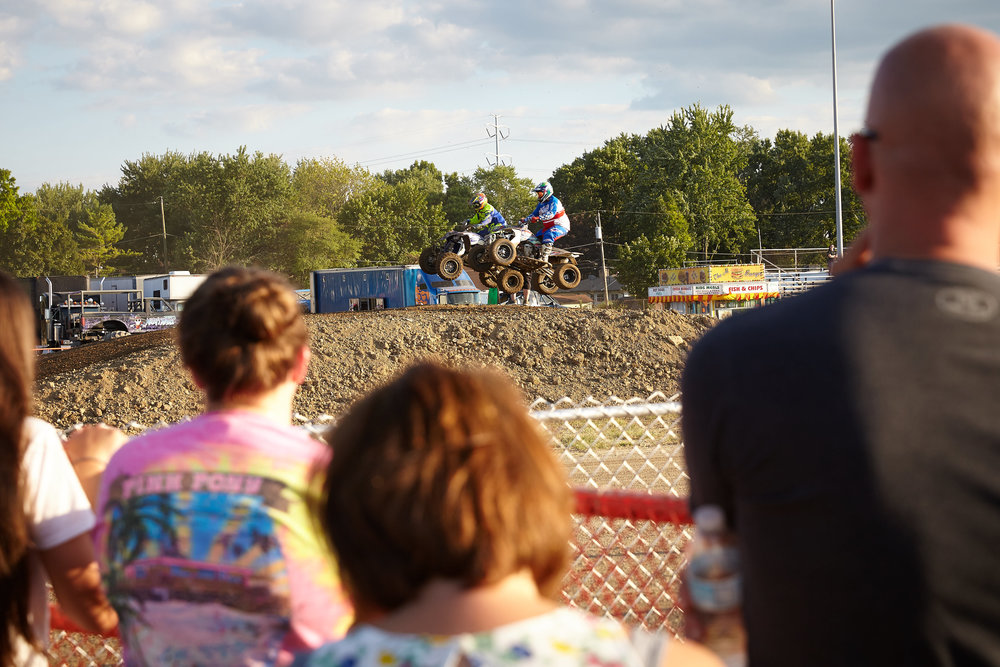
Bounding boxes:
[142,271,207,312]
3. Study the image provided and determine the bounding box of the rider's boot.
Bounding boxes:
[539,243,554,276]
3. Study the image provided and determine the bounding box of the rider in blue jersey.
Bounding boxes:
[522,181,570,266]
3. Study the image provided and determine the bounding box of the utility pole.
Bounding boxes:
[159,196,168,271]
[830,0,844,256]
[596,211,610,305]
[485,114,511,167]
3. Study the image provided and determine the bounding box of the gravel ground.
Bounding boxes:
[34,305,714,431]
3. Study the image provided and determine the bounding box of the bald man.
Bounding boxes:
[682,25,1000,666]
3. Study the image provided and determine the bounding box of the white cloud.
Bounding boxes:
[168,38,264,90]
[99,0,161,35]
[166,102,309,135]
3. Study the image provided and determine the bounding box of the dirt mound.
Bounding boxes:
[33,306,715,431]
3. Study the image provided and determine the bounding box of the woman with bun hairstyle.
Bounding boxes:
[297,361,720,667]
[0,270,118,665]
[95,266,352,666]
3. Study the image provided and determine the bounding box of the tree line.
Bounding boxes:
[0,104,865,295]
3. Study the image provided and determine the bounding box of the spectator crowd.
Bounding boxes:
[3,22,1000,667]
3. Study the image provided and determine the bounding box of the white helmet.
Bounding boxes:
[532,181,553,201]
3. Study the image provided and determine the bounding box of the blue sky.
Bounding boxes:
[3,0,1000,194]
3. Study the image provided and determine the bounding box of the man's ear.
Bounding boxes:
[291,346,310,386]
[852,134,874,195]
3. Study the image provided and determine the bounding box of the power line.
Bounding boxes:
[360,139,495,168]
[508,138,600,146]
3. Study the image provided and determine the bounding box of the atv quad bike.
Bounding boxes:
[418,226,483,280]
[464,225,535,273]
[499,234,582,295]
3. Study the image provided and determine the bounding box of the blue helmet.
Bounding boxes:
[532,181,553,201]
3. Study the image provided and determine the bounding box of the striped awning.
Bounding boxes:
[648,291,779,303]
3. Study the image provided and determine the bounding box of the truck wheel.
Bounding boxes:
[419,247,437,274]
[489,239,516,266]
[437,252,463,280]
[481,269,499,288]
[554,262,581,290]
[468,245,490,272]
[103,330,130,341]
[499,268,525,294]
[533,271,558,295]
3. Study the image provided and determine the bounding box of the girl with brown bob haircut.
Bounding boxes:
[301,362,721,667]
[320,361,572,612]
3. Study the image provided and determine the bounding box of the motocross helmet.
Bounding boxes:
[470,192,488,210]
[532,181,553,201]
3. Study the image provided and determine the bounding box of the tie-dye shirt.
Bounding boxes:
[95,410,353,667]
[297,607,668,667]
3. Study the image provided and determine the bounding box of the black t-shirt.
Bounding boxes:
[682,259,1000,666]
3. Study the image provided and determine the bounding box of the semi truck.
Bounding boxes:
[23,271,207,346]
[310,265,483,313]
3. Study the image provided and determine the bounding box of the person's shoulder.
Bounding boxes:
[294,626,419,667]
[20,417,67,471]
[22,416,61,444]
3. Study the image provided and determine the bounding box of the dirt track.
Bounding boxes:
[34,305,714,431]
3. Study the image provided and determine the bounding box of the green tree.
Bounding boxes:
[172,148,293,271]
[617,233,690,298]
[101,151,188,273]
[468,165,536,223]
[380,160,445,206]
[76,202,134,275]
[338,179,449,265]
[267,210,360,286]
[292,157,376,220]
[0,169,45,276]
[637,104,757,260]
[34,182,133,275]
[743,130,865,254]
[105,148,294,273]
[441,172,476,225]
[551,134,644,276]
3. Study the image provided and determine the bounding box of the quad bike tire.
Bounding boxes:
[419,247,437,274]
[436,252,464,280]
[489,239,517,266]
[467,245,490,272]
[554,262,582,290]
[533,271,559,295]
[498,268,525,294]
[481,268,499,289]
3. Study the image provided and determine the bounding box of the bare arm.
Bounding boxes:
[664,640,726,667]
[63,424,127,507]
[39,533,118,634]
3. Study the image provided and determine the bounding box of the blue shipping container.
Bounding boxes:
[310,265,482,313]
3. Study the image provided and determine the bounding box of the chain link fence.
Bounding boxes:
[529,393,692,636]
[47,394,692,664]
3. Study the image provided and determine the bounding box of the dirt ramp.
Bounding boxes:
[33,306,714,431]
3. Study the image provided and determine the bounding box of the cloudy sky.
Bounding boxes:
[3,0,1000,194]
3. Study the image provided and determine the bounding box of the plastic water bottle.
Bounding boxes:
[687,505,746,667]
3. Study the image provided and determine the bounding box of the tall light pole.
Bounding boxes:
[830,0,845,255]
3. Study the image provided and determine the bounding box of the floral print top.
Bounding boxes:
[298,607,666,667]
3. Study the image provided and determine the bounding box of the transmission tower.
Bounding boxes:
[485,114,512,167]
